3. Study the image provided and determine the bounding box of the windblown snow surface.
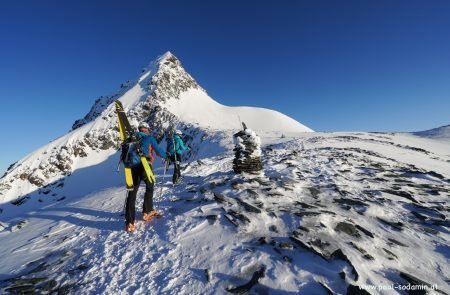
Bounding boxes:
[0,131,449,294]
[0,52,448,294]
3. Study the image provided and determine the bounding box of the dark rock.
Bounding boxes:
[349,242,374,260]
[290,237,328,262]
[29,262,49,273]
[383,189,418,203]
[426,171,445,180]
[226,266,265,294]
[206,215,218,223]
[204,269,211,282]
[297,225,310,232]
[411,211,427,221]
[354,225,374,238]
[421,226,439,235]
[399,272,438,295]
[224,215,239,227]
[387,238,408,247]
[231,181,241,190]
[257,237,267,245]
[294,211,321,217]
[213,192,231,204]
[28,173,46,186]
[310,238,330,249]
[377,217,403,231]
[269,238,276,246]
[282,256,293,263]
[308,187,321,198]
[412,204,446,220]
[5,284,36,293]
[334,198,368,207]
[335,222,361,238]
[279,242,293,250]
[42,279,58,292]
[382,248,398,260]
[321,210,337,216]
[235,198,262,213]
[245,189,259,198]
[55,283,75,294]
[346,284,371,295]
[330,249,359,281]
[11,196,30,206]
[295,201,316,209]
[268,225,278,233]
[223,209,250,227]
[11,220,28,232]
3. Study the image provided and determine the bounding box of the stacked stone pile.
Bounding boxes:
[233,123,263,174]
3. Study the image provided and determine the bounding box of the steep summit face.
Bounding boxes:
[0,52,312,203]
[71,52,202,130]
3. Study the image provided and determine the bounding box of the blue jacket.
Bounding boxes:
[167,134,188,156]
[137,132,166,163]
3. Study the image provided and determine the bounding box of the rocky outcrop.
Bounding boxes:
[146,53,203,103]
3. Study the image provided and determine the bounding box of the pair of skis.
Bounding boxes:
[115,100,155,190]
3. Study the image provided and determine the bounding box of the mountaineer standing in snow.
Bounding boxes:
[166,129,188,184]
[125,122,167,233]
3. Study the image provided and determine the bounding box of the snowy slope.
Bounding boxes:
[0,52,312,204]
[0,132,449,294]
[165,88,312,132]
[1,52,449,294]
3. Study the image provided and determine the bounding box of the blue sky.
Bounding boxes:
[0,0,449,174]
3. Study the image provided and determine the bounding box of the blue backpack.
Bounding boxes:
[121,137,142,168]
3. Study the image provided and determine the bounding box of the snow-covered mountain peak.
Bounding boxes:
[0,52,312,204]
[71,51,201,131]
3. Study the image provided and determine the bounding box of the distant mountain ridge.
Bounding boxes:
[413,124,450,140]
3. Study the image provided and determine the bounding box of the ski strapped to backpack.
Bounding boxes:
[116,101,134,190]
[115,101,156,188]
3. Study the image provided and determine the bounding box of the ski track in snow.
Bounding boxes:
[0,132,449,294]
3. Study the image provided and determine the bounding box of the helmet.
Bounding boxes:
[175,129,182,135]
[138,122,150,131]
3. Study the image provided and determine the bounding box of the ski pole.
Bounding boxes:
[116,159,122,172]
[156,159,168,211]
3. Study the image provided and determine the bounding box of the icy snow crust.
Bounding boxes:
[0,132,449,294]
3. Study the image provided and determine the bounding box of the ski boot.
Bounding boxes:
[143,210,159,221]
[125,222,135,233]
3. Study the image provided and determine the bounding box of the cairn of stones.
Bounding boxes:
[233,122,263,174]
